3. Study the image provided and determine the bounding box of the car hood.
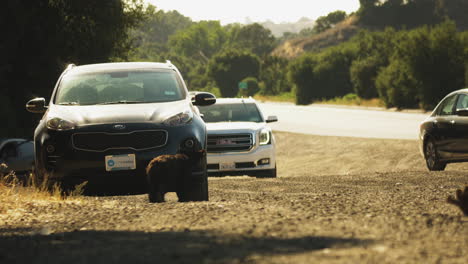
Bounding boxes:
[205,122,266,133]
[46,100,190,125]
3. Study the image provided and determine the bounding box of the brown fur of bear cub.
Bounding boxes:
[146,154,190,203]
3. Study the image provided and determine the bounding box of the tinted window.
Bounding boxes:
[455,94,468,110]
[55,70,185,105]
[199,103,263,123]
[437,95,457,116]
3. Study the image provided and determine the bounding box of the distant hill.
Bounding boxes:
[272,0,468,59]
[272,16,359,59]
[259,17,315,37]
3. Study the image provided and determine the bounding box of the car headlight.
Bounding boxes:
[163,110,193,126]
[46,117,75,131]
[259,128,271,145]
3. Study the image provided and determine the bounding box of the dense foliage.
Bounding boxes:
[290,21,468,109]
[207,50,260,97]
[0,0,144,137]
[3,0,468,138]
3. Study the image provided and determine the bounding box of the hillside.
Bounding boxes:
[260,17,315,37]
[272,0,468,59]
[271,16,359,59]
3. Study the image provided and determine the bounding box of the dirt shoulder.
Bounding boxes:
[1,132,467,263]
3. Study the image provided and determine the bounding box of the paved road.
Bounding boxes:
[258,102,429,140]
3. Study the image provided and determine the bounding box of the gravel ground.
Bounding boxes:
[1,132,467,264]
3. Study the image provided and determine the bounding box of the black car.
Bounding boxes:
[0,138,34,176]
[26,62,215,200]
[419,88,468,171]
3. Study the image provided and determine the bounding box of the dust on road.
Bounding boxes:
[1,132,467,263]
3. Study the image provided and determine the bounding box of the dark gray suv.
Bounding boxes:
[26,62,215,201]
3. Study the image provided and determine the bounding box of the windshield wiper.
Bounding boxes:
[98,100,145,105]
[58,102,80,105]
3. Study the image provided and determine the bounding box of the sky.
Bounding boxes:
[146,0,361,24]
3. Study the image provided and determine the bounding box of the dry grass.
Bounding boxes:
[447,186,468,216]
[253,92,295,103]
[272,16,360,58]
[0,164,85,215]
[316,95,384,108]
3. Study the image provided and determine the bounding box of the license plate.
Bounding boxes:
[219,162,235,171]
[105,154,136,171]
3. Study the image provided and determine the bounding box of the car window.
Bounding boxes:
[199,103,263,123]
[437,95,457,116]
[455,94,468,110]
[0,143,18,160]
[55,70,185,105]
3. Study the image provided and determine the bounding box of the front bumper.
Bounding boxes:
[207,144,275,175]
[34,121,207,191]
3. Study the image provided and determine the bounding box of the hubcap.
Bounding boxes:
[425,141,436,167]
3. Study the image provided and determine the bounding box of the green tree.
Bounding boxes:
[128,5,193,60]
[314,11,347,33]
[260,56,291,95]
[0,0,144,137]
[288,55,318,105]
[228,23,276,57]
[375,59,419,108]
[207,50,260,97]
[169,21,228,61]
[350,56,382,99]
[396,21,465,109]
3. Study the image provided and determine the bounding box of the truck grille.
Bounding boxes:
[72,130,167,152]
[207,133,253,153]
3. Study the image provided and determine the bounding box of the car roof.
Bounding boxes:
[446,88,468,96]
[0,138,28,148]
[68,62,176,74]
[212,97,257,104]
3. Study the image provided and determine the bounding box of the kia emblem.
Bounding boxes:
[113,124,126,130]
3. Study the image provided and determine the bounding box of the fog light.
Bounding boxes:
[258,158,270,165]
[46,145,55,153]
[184,139,194,148]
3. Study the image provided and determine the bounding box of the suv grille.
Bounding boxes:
[72,130,167,152]
[207,133,253,153]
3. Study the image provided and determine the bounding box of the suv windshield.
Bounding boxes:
[55,70,185,105]
[199,103,263,123]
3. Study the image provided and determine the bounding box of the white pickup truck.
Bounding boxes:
[198,97,278,178]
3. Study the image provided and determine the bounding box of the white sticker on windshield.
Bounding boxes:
[164,91,176,95]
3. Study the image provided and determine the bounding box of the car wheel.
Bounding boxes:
[178,176,208,202]
[424,139,446,171]
[255,165,277,178]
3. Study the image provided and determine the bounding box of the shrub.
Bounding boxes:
[375,59,418,108]
[350,55,382,99]
[207,49,260,97]
[239,77,260,97]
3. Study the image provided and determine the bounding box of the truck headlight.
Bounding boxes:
[163,110,193,126]
[46,117,75,131]
[259,128,271,145]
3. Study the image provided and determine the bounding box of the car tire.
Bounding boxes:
[424,139,446,171]
[255,165,277,178]
[178,176,208,202]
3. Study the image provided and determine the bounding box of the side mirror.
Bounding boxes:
[193,92,216,106]
[456,108,468,116]
[266,115,278,123]
[26,98,47,113]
